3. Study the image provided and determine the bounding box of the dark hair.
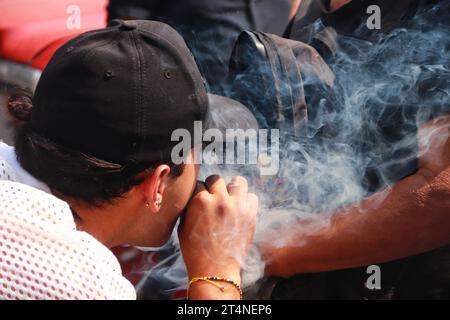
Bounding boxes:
[8,92,184,207]
[7,90,33,121]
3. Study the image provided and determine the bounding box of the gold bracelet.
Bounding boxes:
[187,276,243,300]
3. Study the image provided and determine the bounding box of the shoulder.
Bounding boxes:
[0,180,136,300]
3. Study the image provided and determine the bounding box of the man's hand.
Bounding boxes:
[179,176,259,299]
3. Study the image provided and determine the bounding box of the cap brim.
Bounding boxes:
[206,93,259,133]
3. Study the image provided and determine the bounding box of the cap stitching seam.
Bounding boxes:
[129,32,140,163]
[136,32,147,135]
[134,31,145,161]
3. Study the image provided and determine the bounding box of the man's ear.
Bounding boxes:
[140,165,171,212]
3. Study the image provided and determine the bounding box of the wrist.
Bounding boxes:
[188,279,241,300]
[187,264,241,286]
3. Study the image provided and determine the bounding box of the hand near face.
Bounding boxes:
[178,175,258,298]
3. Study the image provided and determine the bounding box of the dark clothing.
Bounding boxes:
[270,245,450,300]
[108,0,292,94]
[229,31,335,137]
[285,0,439,43]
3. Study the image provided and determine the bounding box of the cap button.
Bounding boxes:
[120,20,137,31]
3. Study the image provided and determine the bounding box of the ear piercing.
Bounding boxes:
[145,199,162,209]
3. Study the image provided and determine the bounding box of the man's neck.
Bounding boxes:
[57,194,124,248]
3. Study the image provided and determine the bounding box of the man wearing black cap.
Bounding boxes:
[0,20,258,300]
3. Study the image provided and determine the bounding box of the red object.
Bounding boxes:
[0,0,108,70]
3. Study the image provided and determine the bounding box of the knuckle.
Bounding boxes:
[193,191,211,205]
[217,201,233,215]
[206,175,223,185]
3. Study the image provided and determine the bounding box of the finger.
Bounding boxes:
[193,181,207,195]
[246,193,259,223]
[227,176,248,197]
[247,193,259,216]
[205,175,228,195]
[244,193,259,247]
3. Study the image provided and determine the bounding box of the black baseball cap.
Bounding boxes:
[30,20,209,165]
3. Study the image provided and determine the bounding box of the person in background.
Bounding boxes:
[108,0,298,95]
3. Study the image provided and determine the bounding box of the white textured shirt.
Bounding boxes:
[0,142,136,300]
